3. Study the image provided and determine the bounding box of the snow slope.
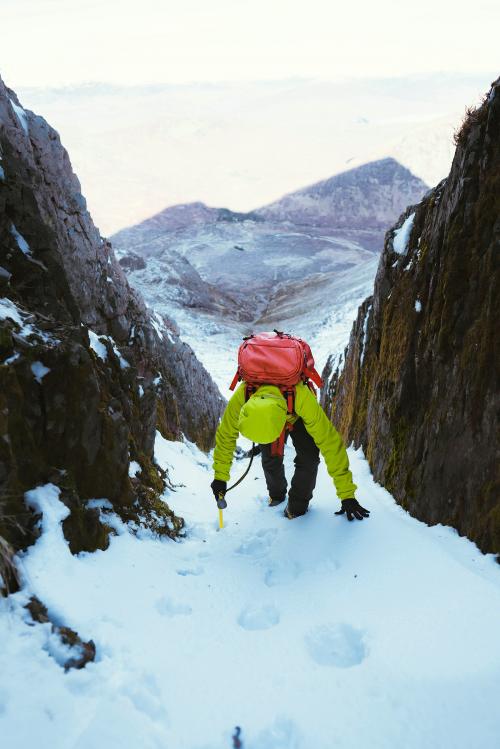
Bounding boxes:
[129,254,378,398]
[1,432,500,749]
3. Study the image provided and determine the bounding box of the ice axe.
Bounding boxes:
[214,441,256,530]
[217,493,227,529]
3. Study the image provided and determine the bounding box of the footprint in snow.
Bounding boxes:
[238,603,280,631]
[122,673,167,721]
[176,565,204,576]
[236,528,278,557]
[316,556,341,574]
[155,596,192,617]
[305,623,367,668]
[254,717,302,748]
[264,560,301,587]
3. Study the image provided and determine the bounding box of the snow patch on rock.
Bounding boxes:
[9,98,29,134]
[31,361,50,384]
[393,212,415,254]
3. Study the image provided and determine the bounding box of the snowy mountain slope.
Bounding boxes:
[255,158,427,228]
[113,245,378,397]
[17,74,493,234]
[113,215,378,304]
[110,158,422,361]
[256,258,380,376]
[2,432,500,748]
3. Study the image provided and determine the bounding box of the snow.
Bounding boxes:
[415,299,422,312]
[4,352,20,365]
[88,330,130,368]
[0,297,57,345]
[88,330,108,360]
[359,304,372,366]
[151,313,165,340]
[2,434,500,748]
[9,97,29,134]
[31,361,51,384]
[128,461,141,478]
[115,350,130,369]
[393,212,415,254]
[10,223,31,256]
[109,337,130,369]
[9,224,47,271]
[0,297,24,326]
[86,499,113,511]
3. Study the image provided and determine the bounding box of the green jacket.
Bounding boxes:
[213,382,357,500]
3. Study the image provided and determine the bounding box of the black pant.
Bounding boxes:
[260,418,320,515]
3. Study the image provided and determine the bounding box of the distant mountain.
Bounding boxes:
[111,159,426,313]
[18,74,492,234]
[256,158,428,229]
[109,159,424,389]
[113,201,262,251]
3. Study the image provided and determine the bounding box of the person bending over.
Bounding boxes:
[210,381,370,521]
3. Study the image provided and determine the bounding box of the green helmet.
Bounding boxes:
[238,391,287,444]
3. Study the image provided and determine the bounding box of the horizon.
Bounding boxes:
[11,70,489,235]
[112,156,427,233]
[11,69,498,92]
[3,8,496,236]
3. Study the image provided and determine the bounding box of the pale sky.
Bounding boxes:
[1,0,499,88]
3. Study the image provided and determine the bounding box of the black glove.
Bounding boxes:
[335,498,370,521]
[211,479,227,509]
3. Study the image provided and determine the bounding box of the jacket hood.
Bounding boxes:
[237,386,287,443]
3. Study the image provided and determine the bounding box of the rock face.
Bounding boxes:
[0,76,223,591]
[322,78,500,556]
[256,158,428,229]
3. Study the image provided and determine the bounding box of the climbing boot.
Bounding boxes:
[284,503,307,519]
[268,495,286,507]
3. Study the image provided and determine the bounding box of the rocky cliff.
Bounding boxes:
[322,78,500,556]
[0,77,223,594]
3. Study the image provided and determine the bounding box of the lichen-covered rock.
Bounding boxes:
[0,75,224,583]
[322,77,500,556]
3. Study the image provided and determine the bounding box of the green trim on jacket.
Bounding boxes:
[212,382,357,500]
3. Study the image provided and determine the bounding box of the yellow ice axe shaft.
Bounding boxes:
[217,493,227,529]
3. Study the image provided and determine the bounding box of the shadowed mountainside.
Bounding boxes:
[110,159,427,325]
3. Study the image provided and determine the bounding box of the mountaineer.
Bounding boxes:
[210,331,370,521]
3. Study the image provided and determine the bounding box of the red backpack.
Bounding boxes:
[229,330,323,456]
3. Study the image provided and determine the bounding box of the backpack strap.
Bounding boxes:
[270,428,287,457]
[244,383,257,401]
[270,385,295,457]
[229,370,240,391]
[303,367,323,389]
